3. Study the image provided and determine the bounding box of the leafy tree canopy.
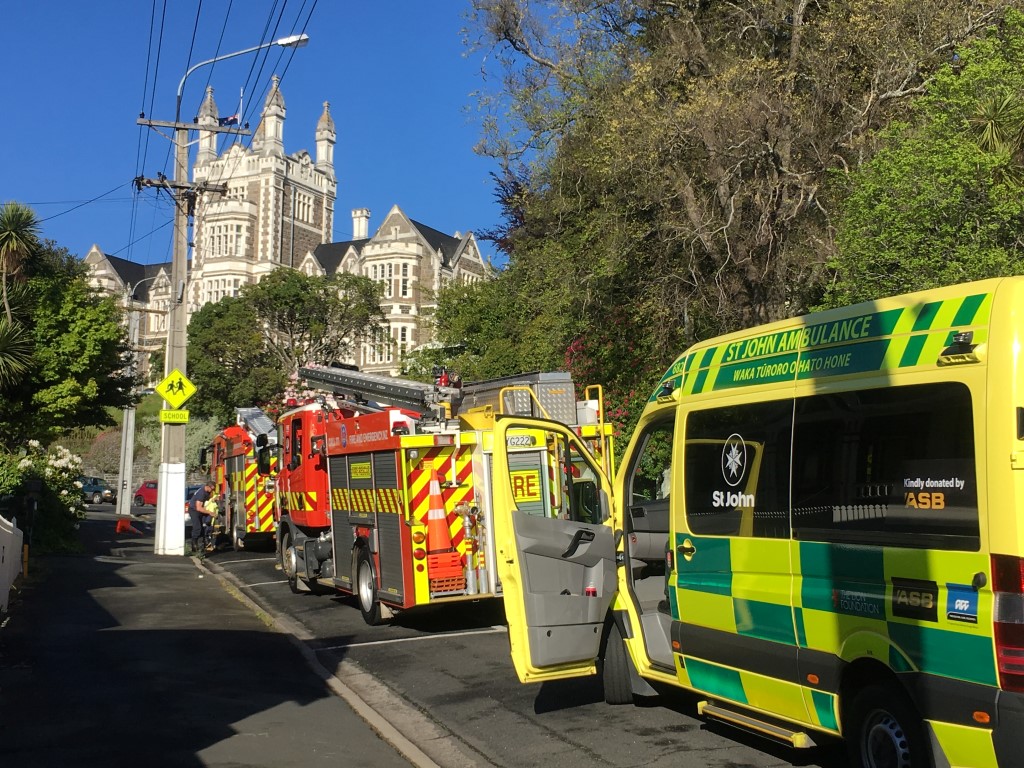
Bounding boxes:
[184,268,386,426]
[826,8,1024,306]
[186,296,287,425]
[241,268,386,374]
[0,236,134,450]
[448,0,1014,437]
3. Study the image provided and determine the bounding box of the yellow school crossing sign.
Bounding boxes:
[156,368,196,410]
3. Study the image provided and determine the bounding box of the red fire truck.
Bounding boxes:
[261,366,614,624]
[202,407,278,551]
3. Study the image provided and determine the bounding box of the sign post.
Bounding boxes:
[153,369,196,554]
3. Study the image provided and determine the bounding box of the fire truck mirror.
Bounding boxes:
[198,447,208,469]
[256,444,281,476]
[255,434,268,448]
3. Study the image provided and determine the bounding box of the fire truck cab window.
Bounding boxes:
[505,429,607,523]
[289,418,303,470]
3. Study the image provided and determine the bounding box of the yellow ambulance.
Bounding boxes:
[491,277,1024,767]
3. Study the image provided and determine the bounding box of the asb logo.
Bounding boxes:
[340,424,348,448]
[721,433,747,487]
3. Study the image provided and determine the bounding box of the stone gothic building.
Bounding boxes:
[86,76,492,379]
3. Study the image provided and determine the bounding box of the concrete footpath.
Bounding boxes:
[0,516,416,768]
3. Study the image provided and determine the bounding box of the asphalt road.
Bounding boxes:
[185,534,848,768]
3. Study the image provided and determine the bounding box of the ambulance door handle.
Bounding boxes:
[562,528,595,558]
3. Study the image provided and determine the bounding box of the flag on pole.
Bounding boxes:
[217,114,239,127]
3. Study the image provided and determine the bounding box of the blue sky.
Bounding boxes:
[1,1,506,266]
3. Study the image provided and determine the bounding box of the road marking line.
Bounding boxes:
[319,626,506,650]
[245,580,290,588]
[217,556,277,565]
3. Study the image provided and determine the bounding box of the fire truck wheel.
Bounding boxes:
[356,547,383,625]
[280,528,303,594]
[600,620,634,705]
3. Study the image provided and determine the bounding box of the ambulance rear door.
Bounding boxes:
[492,415,618,683]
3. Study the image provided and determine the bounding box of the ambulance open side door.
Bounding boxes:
[492,415,618,683]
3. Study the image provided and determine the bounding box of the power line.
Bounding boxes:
[110,219,175,257]
[37,182,134,223]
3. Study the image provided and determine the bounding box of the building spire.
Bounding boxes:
[315,101,336,179]
[196,86,219,166]
[255,75,285,155]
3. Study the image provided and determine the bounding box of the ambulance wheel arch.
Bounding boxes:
[840,672,934,768]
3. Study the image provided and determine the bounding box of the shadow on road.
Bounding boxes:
[0,519,406,768]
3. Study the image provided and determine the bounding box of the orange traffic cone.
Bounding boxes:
[114,516,143,535]
[425,468,465,592]
[425,468,453,553]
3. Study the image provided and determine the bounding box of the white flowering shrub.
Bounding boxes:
[0,441,87,552]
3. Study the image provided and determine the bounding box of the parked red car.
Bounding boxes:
[132,480,158,506]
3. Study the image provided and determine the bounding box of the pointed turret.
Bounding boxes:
[196,86,219,165]
[254,75,286,155]
[315,101,336,179]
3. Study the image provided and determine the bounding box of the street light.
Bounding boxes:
[153,33,310,556]
[174,33,310,121]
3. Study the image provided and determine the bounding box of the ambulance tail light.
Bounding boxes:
[991,554,1024,692]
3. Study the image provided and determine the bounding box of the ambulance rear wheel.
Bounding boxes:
[843,680,932,768]
[601,621,633,705]
[356,548,383,625]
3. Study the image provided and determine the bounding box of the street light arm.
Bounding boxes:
[174,33,310,121]
[127,274,164,302]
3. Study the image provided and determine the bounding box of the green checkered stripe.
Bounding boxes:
[650,292,991,401]
[672,535,997,690]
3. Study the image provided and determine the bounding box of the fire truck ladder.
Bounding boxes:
[298,366,462,418]
[236,407,277,445]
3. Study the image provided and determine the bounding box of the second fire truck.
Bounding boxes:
[259,365,614,624]
[202,407,278,551]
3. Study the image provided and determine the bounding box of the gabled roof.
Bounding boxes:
[312,240,369,275]
[92,252,189,302]
[409,219,462,267]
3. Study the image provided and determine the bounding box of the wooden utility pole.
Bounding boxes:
[135,116,246,555]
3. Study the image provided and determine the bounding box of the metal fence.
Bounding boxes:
[1,512,24,613]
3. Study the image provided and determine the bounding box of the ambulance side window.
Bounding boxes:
[791,382,979,549]
[683,399,793,538]
[624,418,674,563]
[628,419,673,504]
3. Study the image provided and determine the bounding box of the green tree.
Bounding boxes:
[0,202,39,386]
[186,296,288,425]
[464,0,1012,430]
[241,269,386,374]
[0,201,39,323]
[827,9,1024,307]
[135,416,220,478]
[0,315,32,388]
[0,241,135,450]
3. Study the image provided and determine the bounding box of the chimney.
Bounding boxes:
[352,208,371,239]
